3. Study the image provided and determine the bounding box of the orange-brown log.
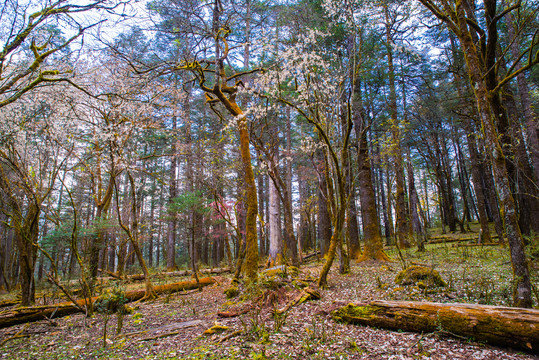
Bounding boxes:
[332,300,539,353]
[100,268,231,281]
[0,277,216,329]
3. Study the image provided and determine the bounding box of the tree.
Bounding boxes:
[0,0,121,108]
[418,0,536,308]
[0,85,75,305]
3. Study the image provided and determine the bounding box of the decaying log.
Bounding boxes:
[0,277,216,329]
[428,235,499,244]
[217,330,242,344]
[332,300,539,353]
[99,268,231,281]
[0,323,30,346]
[275,287,320,315]
[452,242,502,247]
[302,251,321,263]
[217,307,251,318]
[0,299,19,308]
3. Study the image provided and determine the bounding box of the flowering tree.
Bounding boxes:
[0,0,124,109]
[250,29,353,287]
[0,84,79,305]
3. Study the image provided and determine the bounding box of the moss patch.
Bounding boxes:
[224,287,239,299]
[395,266,447,288]
[203,323,229,335]
[331,303,379,323]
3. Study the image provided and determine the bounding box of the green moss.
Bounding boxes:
[395,265,447,288]
[263,267,286,278]
[224,286,239,299]
[292,279,309,289]
[287,266,299,277]
[203,324,229,335]
[331,303,378,323]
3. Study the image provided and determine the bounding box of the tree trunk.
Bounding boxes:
[268,167,283,265]
[317,150,331,256]
[454,2,532,307]
[406,153,427,252]
[505,9,539,187]
[384,6,410,249]
[332,301,539,353]
[353,83,389,261]
[0,278,216,329]
[167,117,178,271]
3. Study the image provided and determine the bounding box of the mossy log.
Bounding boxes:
[453,242,502,247]
[302,251,321,262]
[99,268,230,281]
[0,299,20,308]
[428,235,500,244]
[428,237,474,244]
[275,287,320,315]
[332,301,539,353]
[0,277,216,329]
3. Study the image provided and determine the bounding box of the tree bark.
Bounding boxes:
[384,6,411,249]
[332,300,539,353]
[456,1,531,308]
[353,81,389,261]
[268,161,283,265]
[167,117,178,271]
[0,278,216,329]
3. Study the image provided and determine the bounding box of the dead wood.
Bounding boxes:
[428,235,499,244]
[302,251,321,263]
[139,330,181,341]
[332,300,539,353]
[275,287,320,315]
[98,268,231,281]
[0,299,19,308]
[217,330,242,344]
[0,277,216,329]
[217,307,251,318]
[0,323,30,346]
[452,242,503,247]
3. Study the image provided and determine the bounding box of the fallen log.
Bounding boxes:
[428,237,474,244]
[452,242,503,247]
[332,300,539,353]
[302,251,321,263]
[275,287,320,315]
[0,277,216,329]
[428,235,499,244]
[217,307,251,318]
[99,268,231,281]
[0,299,19,308]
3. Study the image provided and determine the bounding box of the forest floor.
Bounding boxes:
[1,227,538,359]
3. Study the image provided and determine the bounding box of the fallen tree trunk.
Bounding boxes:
[428,236,500,244]
[98,268,231,281]
[275,287,320,315]
[302,251,321,263]
[0,277,216,329]
[0,299,19,308]
[452,242,502,247]
[332,300,539,353]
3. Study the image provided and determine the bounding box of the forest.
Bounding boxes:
[0,0,538,358]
